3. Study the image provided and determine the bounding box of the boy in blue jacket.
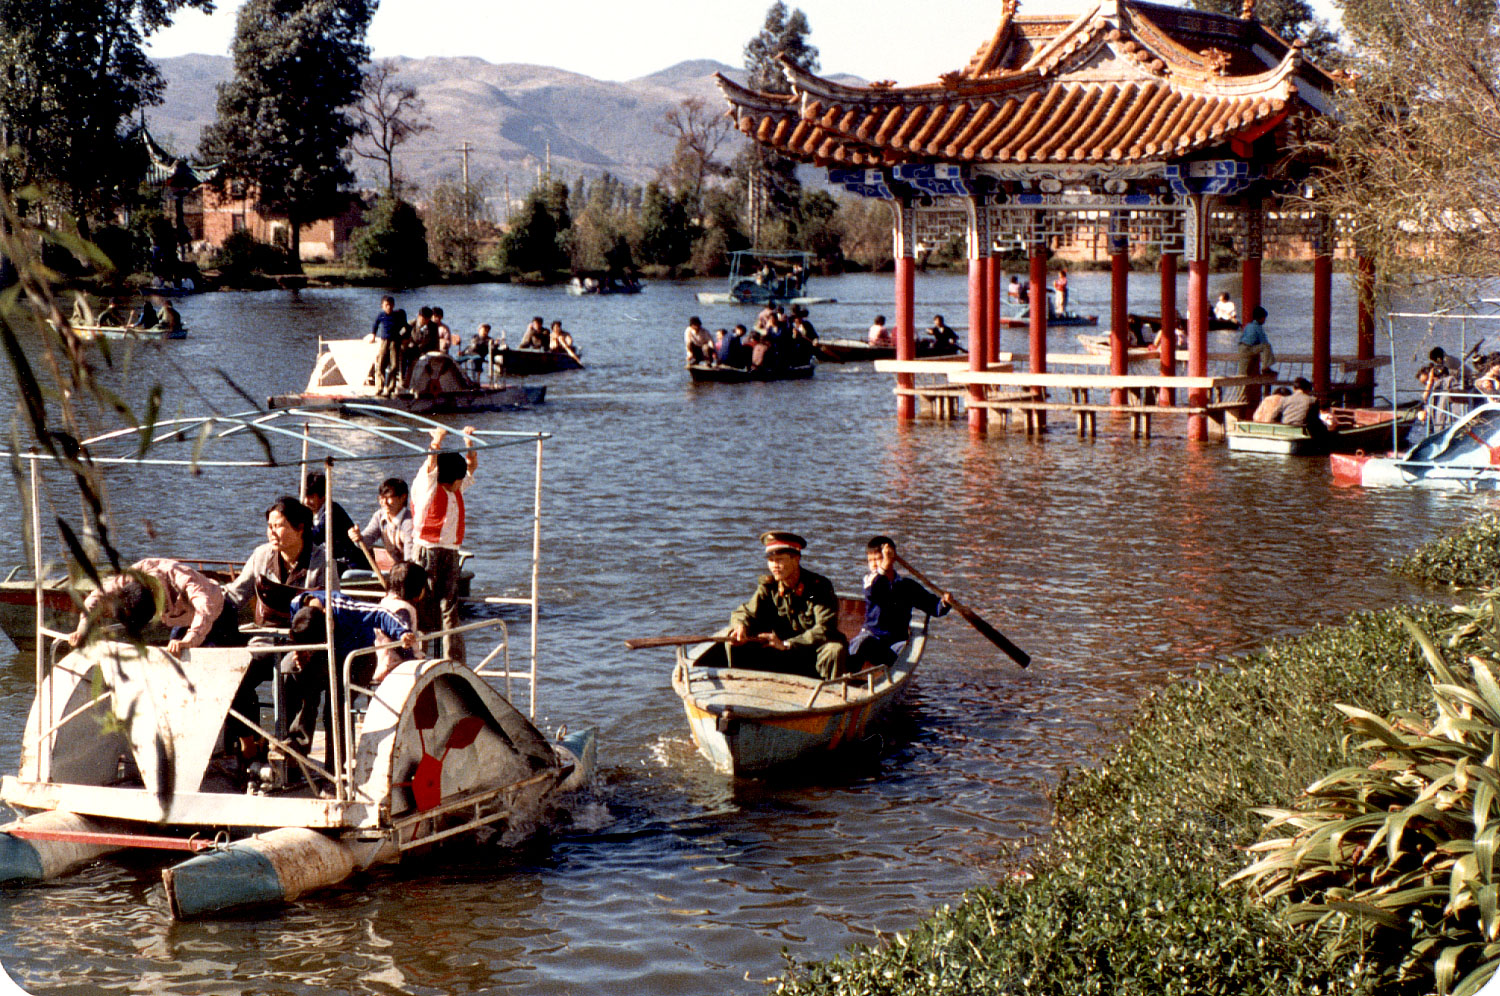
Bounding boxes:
[849,536,951,670]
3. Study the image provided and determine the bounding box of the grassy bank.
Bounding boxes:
[1392,512,1500,588]
[776,607,1454,995]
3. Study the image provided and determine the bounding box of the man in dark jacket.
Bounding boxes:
[726,531,848,679]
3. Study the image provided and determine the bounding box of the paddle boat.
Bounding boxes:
[566,274,642,295]
[816,337,964,364]
[1331,400,1500,489]
[0,410,596,919]
[695,250,835,307]
[266,338,545,414]
[687,362,815,383]
[999,304,1098,329]
[1227,407,1418,455]
[669,597,929,777]
[1075,333,1158,364]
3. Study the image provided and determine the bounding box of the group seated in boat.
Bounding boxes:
[689,311,817,374]
[63,428,480,792]
[70,292,183,335]
[718,531,849,680]
[1251,378,1328,437]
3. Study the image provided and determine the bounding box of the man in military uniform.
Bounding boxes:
[726,531,848,679]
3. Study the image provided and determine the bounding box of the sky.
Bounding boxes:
[144,0,1344,86]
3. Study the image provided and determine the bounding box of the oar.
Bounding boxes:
[625,634,731,650]
[357,540,387,588]
[560,342,584,368]
[892,552,1030,668]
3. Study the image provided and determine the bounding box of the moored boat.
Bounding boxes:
[0,411,597,918]
[815,337,964,363]
[266,338,545,414]
[687,362,815,383]
[670,596,928,777]
[1331,402,1500,489]
[1227,407,1417,455]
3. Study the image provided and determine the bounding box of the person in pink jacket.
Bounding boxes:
[69,557,239,656]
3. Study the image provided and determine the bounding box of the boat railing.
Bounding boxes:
[1423,390,1496,433]
[341,616,509,800]
[802,663,889,708]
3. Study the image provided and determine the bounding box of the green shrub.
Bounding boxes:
[348,195,430,280]
[1393,514,1500,588]
[777,606,1456,996]
[210,229,292,284]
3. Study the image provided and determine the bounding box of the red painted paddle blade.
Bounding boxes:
[413,684,438,731]
[411,752,443,811]
[445,715,486,753]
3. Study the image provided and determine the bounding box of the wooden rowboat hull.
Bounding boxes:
[687,363,815,383]
[671,600,927,777]
[496,348,582,376]
[815,338,963,363]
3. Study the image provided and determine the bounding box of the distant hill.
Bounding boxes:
[147,55,865,202]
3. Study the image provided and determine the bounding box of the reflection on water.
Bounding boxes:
[0,272,1490,994]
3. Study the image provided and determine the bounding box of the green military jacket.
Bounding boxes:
[728,568,845,649]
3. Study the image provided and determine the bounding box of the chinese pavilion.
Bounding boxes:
[718,0,1365,439]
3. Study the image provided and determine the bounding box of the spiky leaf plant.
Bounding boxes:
[1230,607,1500,996]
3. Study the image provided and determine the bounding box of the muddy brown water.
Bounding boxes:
[0,271,1486,994]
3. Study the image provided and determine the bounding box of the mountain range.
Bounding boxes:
[147,55,864,203]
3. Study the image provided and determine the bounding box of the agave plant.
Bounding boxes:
[1228,604,1500,996]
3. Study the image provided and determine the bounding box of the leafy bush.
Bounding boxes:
[777,606,1456,996]
[1231,603,1500,996]
[209,229,293,284]
[1393,514,1500,588]
[348,195,430,280]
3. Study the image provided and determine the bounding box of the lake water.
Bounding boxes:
[0,270,1488,994]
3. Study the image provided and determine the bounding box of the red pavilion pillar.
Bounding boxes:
[1029,230,1048,429]
[1187,195,1211,441]
[986,254,1002,361]
[893,197,916,421]
[1158,251,1178,406]
[1241,197,1263,321]
[1109,222,1130,405]
[1356,251,1376,404]
[1312,220,1333,400]
[967,197,990,434]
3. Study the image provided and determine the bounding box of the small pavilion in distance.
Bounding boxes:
[718,0,1371,440]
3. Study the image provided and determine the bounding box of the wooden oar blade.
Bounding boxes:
[624,634,728,650]
[953,602,1030,667]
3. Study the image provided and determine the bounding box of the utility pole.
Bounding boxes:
[504,173,511,225]
[454,140,473,220]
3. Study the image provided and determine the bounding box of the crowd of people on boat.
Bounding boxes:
[69,426,483,789]
[75,293,183,334]
[683,304,820,371]
[369,296,579,394]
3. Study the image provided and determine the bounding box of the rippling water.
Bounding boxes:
[0,271,1488,994]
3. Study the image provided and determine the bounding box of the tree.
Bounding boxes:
[349,194,430,279]
[1312,0,1500,299]
[633,182,693,271]
[0,0,213,232]
[658,97,734,218]
[424,177,490,273]
[353,59,431,196]
[1189,0,1340,61]
[200,0,374,267]
[740,2,820,244]
[499,186,570,278]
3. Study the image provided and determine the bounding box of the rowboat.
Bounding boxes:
[815,337,964,363]
[0,410,596,919]
[1226,407,1417,455]
[1332,401,1500,489]
[494,346,583,376]
[266,338,545,414]
[670,596,929,777]
[687,362,815,383]
[56,321,188,341]
[566,275,642,295]
[998,306,1098,329]
[1075,333,1158,362]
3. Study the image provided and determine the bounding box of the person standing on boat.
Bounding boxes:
[1237,306,1277,378]
[726,531,848,680]
[349,476,413,565]
[371,296,407,396]
[69,558,240,655]
[684,316,716,366]
[461,324,498,382]
[1053,269,1069,316]
[849,537,951,672]
[411,425,478,663]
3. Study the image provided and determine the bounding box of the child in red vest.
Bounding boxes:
[411,424,477,662]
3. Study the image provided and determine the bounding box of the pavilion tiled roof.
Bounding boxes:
[718,0,1335,169]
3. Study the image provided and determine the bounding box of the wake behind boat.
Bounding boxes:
[670,597,928,777]
[267,338,544,414]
